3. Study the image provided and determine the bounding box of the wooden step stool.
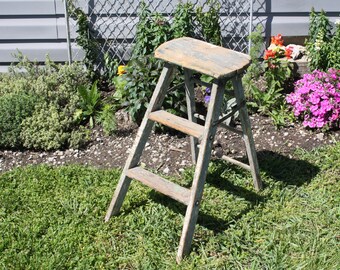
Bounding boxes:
[105,37,262,262]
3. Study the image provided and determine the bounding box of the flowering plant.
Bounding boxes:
[286,68,340,129]
[262,34,292,82]
[117,65,126,76]
[264,34,292,61]
[305,10,340,71]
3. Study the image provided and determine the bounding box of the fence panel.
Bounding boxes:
[65,0,252,68]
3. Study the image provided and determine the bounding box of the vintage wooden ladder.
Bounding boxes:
[105,37,263,262]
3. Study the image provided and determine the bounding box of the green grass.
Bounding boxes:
[1,143,339,269]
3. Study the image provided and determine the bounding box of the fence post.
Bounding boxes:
[248,0,254,54]
[63,0,73,64]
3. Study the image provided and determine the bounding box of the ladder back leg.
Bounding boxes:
[105,64,176,221]
[177,78,226,263]
[184,68,198,164]
[232,76,263,191]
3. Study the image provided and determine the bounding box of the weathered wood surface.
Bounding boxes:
[184,68,199,164]
[232,76,263,191]
[221,155,251,171]
[155,37,251,79]
[126,167,191,205]
[105,64,175,221]
[177,78,227,263]
[148,110,204,140]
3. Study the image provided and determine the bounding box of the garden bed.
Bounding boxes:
[1,112,339,175]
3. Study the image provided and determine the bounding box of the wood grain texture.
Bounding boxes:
[232,76,263,191]
[126,167,191,205]
[105,64,175,221]
[177,78,227,262]
[149,110,204,140]
[155,37,251,79]
[221,155,251,171]
[184,68,199,164]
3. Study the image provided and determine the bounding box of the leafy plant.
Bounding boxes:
[97,103,117,135]
[114,0,225,124]
[243,25,264,98]
[119,56,162,122]
[172,2,195,38]
[305,9,333,71]
[75,81,102,128]
[0,92,38,148]
[132,2,172,58]
[103,52,119,83]
[0,55,91,150]
[68,1,100,77]
[196,0,222,45]
[286,68,340,129]
[21,104,83,150]
[111,56,186,124]
[244,31,293,127]
[328,20,340,69]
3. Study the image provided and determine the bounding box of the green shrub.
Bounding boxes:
[196,0,222,45]
[31,63,87,108]
[0,75,34,96]
[111,1,224,124]
[132,2,173,58]
[328,20,340,69]
[0,57,91,150]
[118,56,163,122]
[171,2,195,38]
[0,92,38,148]
[20,104,87,150]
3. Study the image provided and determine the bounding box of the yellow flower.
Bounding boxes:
[117,65,126,76]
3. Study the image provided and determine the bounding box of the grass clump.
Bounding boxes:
[0,143,339,269]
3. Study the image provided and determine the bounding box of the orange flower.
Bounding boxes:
[271,34,284,46]
[117,65,126,76]
[264,49,276,60]
[285,47,293,59]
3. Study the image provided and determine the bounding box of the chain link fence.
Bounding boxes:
[65,0,253,68]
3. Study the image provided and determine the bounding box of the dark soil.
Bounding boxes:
[0,109,339,175]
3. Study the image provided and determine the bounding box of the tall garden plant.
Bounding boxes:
[113,1,223,123]
[305,9,340,70]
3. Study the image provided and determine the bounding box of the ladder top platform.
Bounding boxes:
[155,37,251,79]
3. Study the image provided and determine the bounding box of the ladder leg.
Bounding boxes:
[177,79,226,263]
[232,76,263,191]
[105,63,176,221]
[184,68,198,164]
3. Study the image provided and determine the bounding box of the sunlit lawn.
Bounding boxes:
[1,143,339,269]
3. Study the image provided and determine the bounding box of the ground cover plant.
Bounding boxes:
[1,142,339,269]
[0,55,118,151]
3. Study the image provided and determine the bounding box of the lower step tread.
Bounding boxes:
[126,166,191,205]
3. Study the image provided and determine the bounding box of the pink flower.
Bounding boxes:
[286,68,340,129]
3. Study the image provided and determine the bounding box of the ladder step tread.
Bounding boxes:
[149,110,204,139]
[126,167,191,205]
